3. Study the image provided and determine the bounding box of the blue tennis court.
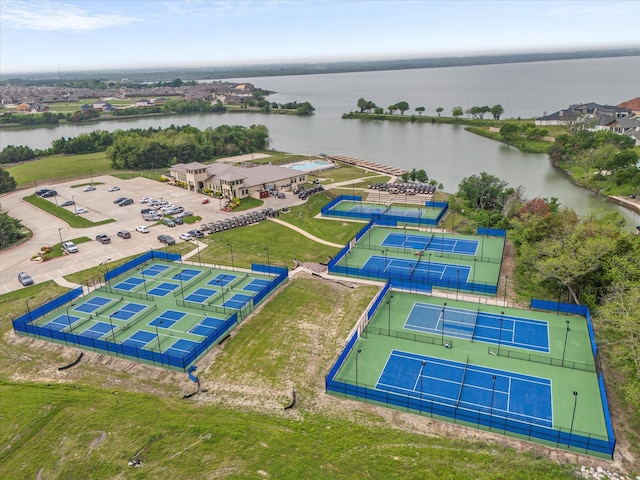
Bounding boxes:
[404,303,549,352]
[83,321,116,339]
[376,350,553,427]
[243,278,270,292]
[364,256,470,283]
[184,287,216,303]
[147,282,178,297]
[110,302,146,320]
[149,310,186,329]
[172,269,201,281]
[190,316,226,336]
[74,296,111,313]
[164,338,199,357]
[223,293,253,309]
[114,277,144,291]
[43,314,81,331]
[140,264,169,277]
[207,274,236,287]
[122,330,157,348]
[382,233,478,255]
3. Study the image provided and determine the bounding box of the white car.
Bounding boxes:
[139,197,151,203]
[136,226,150,234]
[83,186,96,192]
[179,233,194,241]
[74,207,88,214]
[108,186,120,192]
[62,241,79,253]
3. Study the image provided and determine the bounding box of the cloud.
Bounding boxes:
[1,0,139,32]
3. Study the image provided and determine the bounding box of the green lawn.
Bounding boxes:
[23,194,115,228]
[7,152,114,187]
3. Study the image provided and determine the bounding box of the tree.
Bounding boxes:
[357,98,368,113]
[0,168,17,193]
[491,104,504,120]
[457,172,514,212]
[415,169,428,183]
[499,124,519,141]
[396,101,409,115]
[436,107,443,117]
[415,106,425,116]
[452,106,463,118]
[0,211,25,248]
[388,104,397,115]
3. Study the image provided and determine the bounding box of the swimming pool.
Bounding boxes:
[286,160,334,172]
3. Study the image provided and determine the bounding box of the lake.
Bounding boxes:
[3,56,639,227]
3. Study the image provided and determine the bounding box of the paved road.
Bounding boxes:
[0,175,304,295]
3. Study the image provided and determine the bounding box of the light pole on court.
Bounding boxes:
[155,320,164,353]
[387,295,394,333]
[138,267,148,299]
[441,303,447,346]
[473,258,477,285]
[562,320,571,366]
[58,227,63,246]
[227,243,235,271]
[263,246,270,271]
[26,296,36,322]
[108,311,119,343]
[428,253,432,282]
[497,311,504,355]
[456,269,460,300]
[569,390,578,446]
[504,275,509,307]
[65,303,76,330]
[355,348,362,388]
[99,258,112,288]
[490,375,497,421]
[419,360,426,412]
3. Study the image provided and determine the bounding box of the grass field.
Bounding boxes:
[8,152,114,187]
[23,194,115,228]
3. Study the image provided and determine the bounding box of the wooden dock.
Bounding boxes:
[327,154,408,177]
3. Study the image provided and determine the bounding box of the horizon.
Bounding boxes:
[1,0,639,76]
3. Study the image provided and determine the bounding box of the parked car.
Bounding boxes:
[188,229,204,238]
[157,234,176,245]
[40,190,57,198]
[117,230,131,239]
[136,226,149,234]
[36,189,52,196]
[176,211,193,219]
[162,218,176,227]
[143,213,161,221]
[62,241,78,253]
[179,233,194,241]
[173,217,184,225]
[18,272,34,286]
[139,197,151,203]
[74,207,88,214]
[95,234,111,244]
[60,200,74,207]
[118,198,134,206]
[113,197,127,204]
[202,198,210,204]
[83,185,96,192]
[107,186,120,192]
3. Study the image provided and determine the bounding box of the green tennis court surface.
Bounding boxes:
[327,289,613,457]
[334,226,505,295]
[28,259,284,370]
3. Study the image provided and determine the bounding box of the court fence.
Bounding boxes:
[328,263,497,295]
[105,250,182,283]
[325,374,615,458]
[321,195,448,227]
[487,346,596,372]
[12,257,288,371]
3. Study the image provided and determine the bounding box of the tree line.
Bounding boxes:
[356,98,504,119]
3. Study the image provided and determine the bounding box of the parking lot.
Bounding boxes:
[0,174,303,294]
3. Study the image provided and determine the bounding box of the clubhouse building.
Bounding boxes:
[168,161,307,199]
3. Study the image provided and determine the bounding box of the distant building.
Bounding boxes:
[168,161,306,199]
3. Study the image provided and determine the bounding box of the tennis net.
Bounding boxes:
[423,232,435,250]
[456,355,470,407]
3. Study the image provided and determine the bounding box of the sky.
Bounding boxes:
[1,0,639,75]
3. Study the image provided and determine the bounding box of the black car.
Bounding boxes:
[157,234,176,245]
[40,190,57,198]
[60,200,74,207]
[113,197,127,204]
